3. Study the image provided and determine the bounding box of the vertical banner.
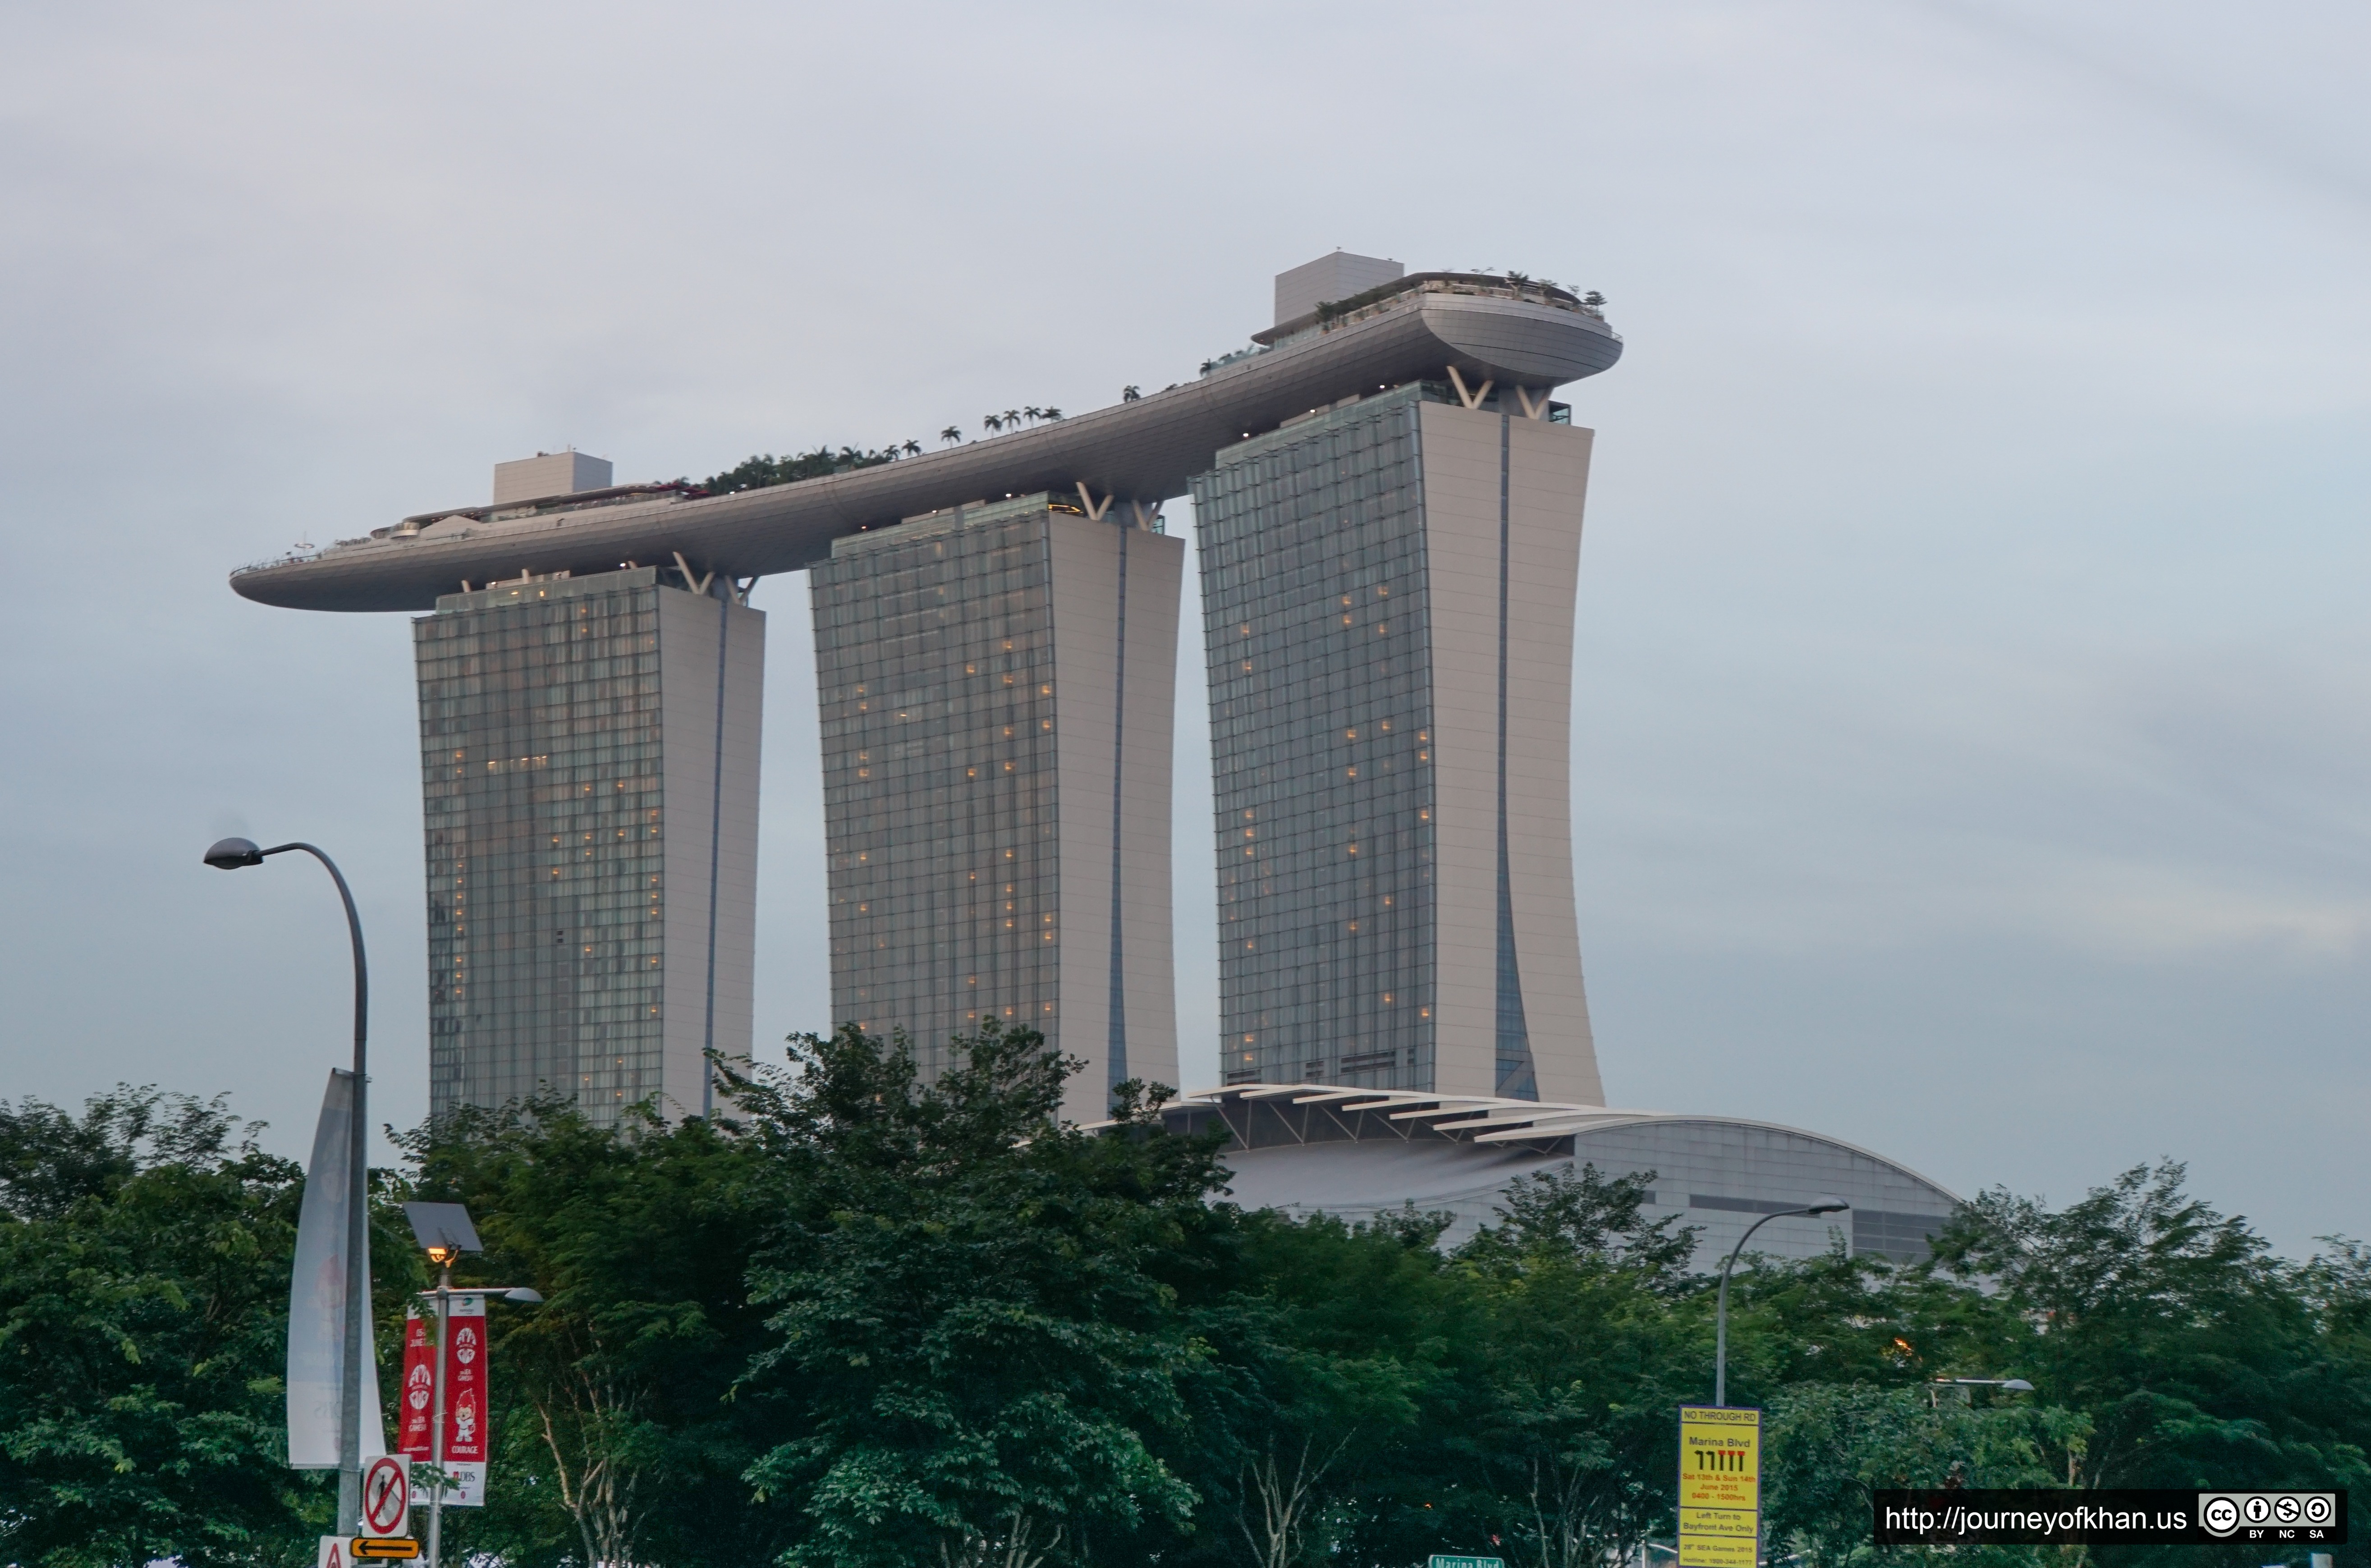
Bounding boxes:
[1677,1406,1761,1568]
[287,1069,386,1468]
[439,1293,489,1506]
[398,1310,434,1458]
[398,1295,491,1507]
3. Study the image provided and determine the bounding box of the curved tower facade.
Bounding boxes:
[1193,378,1601,1105]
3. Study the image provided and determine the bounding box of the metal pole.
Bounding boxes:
[268,843,369,1532]
[429,1265,450,1568]
[1714,1208,1814,1408]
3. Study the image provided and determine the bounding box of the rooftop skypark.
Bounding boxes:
[229,261,1622,613]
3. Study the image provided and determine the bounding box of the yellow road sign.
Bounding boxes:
[1677,1406,1761,1568]
[349,1538,421,1561]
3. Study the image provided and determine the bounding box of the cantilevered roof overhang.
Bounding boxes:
[230,289,1622,613]
[1151,1084,1962,1203]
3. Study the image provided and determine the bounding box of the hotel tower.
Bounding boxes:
[231,254,1623,1118]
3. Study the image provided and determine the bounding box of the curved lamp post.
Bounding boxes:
[205,836,371,1531]
[1714,1197,1849,1407]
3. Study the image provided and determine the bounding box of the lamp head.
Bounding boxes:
[2000,1378,2035,1393]
[504,1287,545,1305]
[204,837,266,870]
[1804,1196,1851,1216]
[425,1243,458,1268]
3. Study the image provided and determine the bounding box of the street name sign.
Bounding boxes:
[1677,1406,1761,1568]
[1428,1557,1507,1568]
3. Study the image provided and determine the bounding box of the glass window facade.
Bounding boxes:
[810,494,1183,1110]
[812,505,1068,1083]
[413,566,761,1126]
[1192,388,1439,1091]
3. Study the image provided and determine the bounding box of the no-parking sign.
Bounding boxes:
[360,1453,410,1537]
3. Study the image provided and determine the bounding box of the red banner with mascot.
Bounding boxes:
[398,1293,488,1506]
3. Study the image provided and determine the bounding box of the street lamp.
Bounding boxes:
[1929,1376,2035,1408]
[1713,1197,1849,1408]
[204,835,371,1533]
[401,1201,543,1568]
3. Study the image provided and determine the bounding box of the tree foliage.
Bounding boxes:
[1761,1384,2072,1568]
[698,446,900,494]
[9,1053,2369,1568]
[396,1094,785,1568]
[0,1087,398,1567]
[722,1022,1220,1568]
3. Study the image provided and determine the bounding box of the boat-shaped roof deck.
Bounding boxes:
[232,278,1622,613]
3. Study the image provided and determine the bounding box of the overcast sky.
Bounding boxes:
[3,0,2364,1253]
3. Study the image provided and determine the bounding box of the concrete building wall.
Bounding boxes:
[1050,520,1121,1104]
[493,450,611,505]
[1113,518,1183,1103]
[1412,403,1504,1100]
[1501,415,1601,1106]
[1413,402,1602,1106]
[1048,512,1183,1122]
[1273,251,1405,326]
[655,585,764,1117]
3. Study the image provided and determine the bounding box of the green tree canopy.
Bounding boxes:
[13,1050,2369,1568]
[724,1022,1224,1568]
[0,1088,327,1567]
[697,446,899,494]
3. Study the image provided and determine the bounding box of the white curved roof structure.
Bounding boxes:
[1158,1085,1963,1262]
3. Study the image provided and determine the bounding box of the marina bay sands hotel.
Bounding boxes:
[232,253,1970,1263]
[234,252,1620,1127]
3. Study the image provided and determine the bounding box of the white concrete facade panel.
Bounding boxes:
[656,587,764,1118]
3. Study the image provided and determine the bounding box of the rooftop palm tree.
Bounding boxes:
[901,439,922,458]
[1004,408,1021,429]
[983,413,1004,434]
[1041,407,1061,421]
[1021,406,1041,425]
[940,426,963,446]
